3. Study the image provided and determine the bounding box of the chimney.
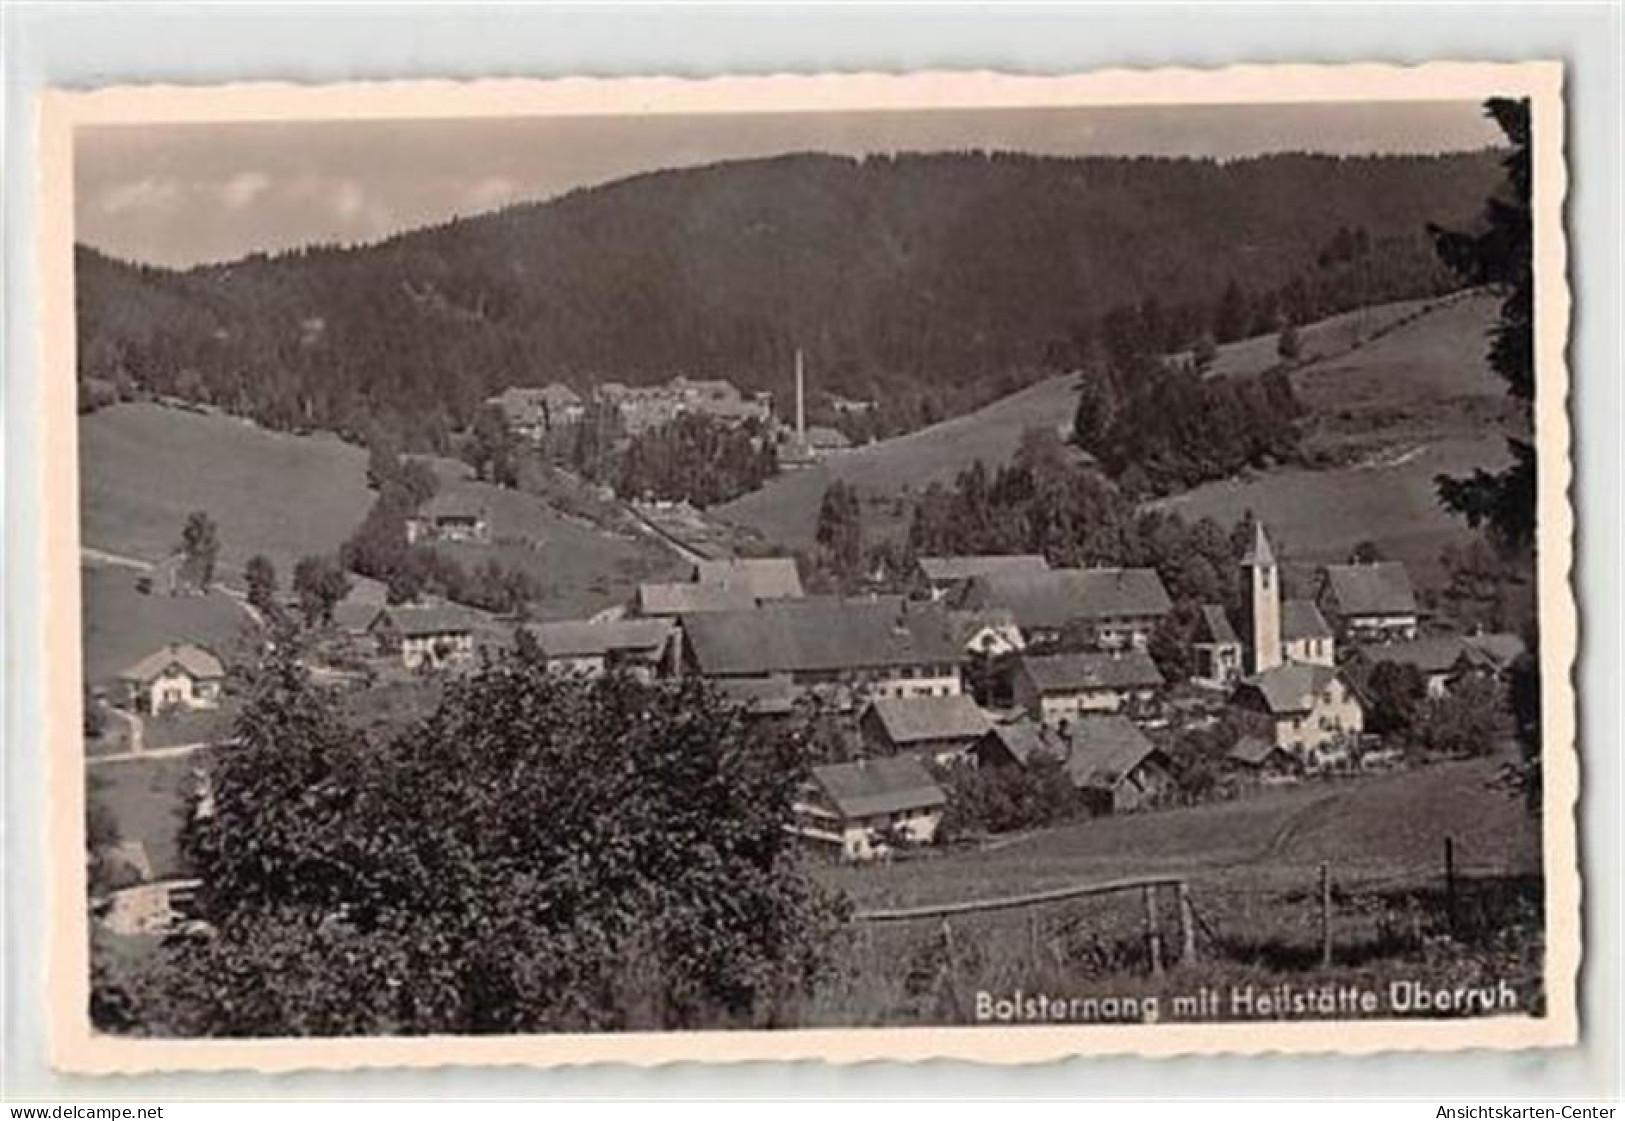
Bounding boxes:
[795,348,806,442]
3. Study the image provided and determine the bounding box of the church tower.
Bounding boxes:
[1241,521,1282,675]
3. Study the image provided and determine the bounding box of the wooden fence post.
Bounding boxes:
[1143,885,1163,976]
[1177,880,1197,964]
[1444,835,1457,936]
[1319,861,1333,967]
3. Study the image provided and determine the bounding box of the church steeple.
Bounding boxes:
[1241,522,1282,674]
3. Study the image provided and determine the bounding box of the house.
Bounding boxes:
[525,618,675,680]
[794,756,947,861]
[367,604,477,670]
[1356,635,1501,698]
[1191,605,1243,689]
[405,496,492,545]
[1318,561,1420,643]
[670,376,772,425]
[682,599,963,701]
[116,642,226,714]
[947,608,1026,658]
[1281,600,1336,667]
[1010,650,1164,726]
[487,384,584,440]
[691,557,805,601]
[916,554,1050,602]
[1231,662,1364,768]
[859,694,993,764]
[1225,735,1303,785]
[954,566,1172,650]
[974,715,1173,815]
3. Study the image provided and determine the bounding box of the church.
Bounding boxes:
[1193,523,1365,766]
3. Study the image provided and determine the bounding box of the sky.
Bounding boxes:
[75,101,1502,269]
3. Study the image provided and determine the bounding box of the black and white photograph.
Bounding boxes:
[41,64,1576,1069]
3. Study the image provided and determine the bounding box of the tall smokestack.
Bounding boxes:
[795,348,806,441]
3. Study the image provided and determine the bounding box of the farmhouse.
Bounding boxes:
[1318,561,1420,643]
[973,715,1173,815]
[116,642,226,714]
[1225,735,1303,785]
[794,756,947,862]
[682,599,963,701]
[367,604,477,670]
[487,384,584,440]
[1010,650,1164,726]
[916,554,1050,601]
[859,694,993,764]
[1355,635,1501,698]
[692,556,805,601]
[1231,662,1364,767]
[953,566,1171,650]
[526,618,676,680]
[405,496,492,545]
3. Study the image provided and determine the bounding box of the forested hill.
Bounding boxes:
[77,148,1501,449]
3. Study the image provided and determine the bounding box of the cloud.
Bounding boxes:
[221,171,271,210]
[95,176,182,216]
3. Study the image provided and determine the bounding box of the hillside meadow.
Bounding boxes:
[81,562,253,685]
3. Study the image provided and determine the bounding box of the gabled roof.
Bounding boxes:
[1321,562,1418,618]
[369,604,476,638]
[1195,604,1240,645]
[117,642,225,684]
[528,619,673,659]
[917,554,1050,585]
[946,608,1022,648]
[1017,651,1164,695]
[685,601,960,677]
[865,695,992,746]
[1236,662,1341,715]
[1358,636,1491,676]
[811,756,947,819]
[637,581,756,617]
[1062,715,1162,792]
[959,567,1172,630]
[1281,599,1333,641]
[692,557,804,600]
[1227,735,1290,766]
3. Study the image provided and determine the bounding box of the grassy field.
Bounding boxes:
[88,754,201,881]
[80,402,373,581]
[81,562,254,686]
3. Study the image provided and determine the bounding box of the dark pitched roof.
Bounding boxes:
[528,619,673,659]
[1195,604,1240,645]
[413,493,487,521]
[1462,632,1527,667]
[692,557,804,600]
[946,607,1021,648]
[1321,562,1418,618]
[865,695,992,746]
[637,581,756,617]
[1281,599,1333,641]
[370,604,476,638]
[978,720,1058,767]
[811,756,947,819]
[960,567,1171,630]
[917,554,1050,585]
[685,601,960,677]
[1017,651,1164,694]
[1061,715,1162,791]
[1227,735,1288,766]
[713,674,796,716]
[1236,662,1341,715]
[117,642,225,684]
[1359,636,1489,676]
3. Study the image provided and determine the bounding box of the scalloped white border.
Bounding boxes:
[36,61,1576,1073]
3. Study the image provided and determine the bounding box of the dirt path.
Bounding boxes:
[87,739,219,766]
[1245,789,1349,865]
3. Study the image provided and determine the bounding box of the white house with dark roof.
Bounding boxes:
[859,694,993,764]
[367,604,477,670]
[1318,561,1420,643]
[953,566,1172,651]
[794,756,947,861]
[116,642,226,714]
[526,618,675,681]
[1010,650,1164,726]
[682,599,962,702]
[404,495,492,546]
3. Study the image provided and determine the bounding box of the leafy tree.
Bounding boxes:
[1505,642,1542,810]
[178,511,220,590]
[397,458,440,510]
[129,647,845,1036]
[464,404,518,487]
[1361,660,1428,741]
[365,427,403,492]
[1417,674,1506,758]
[291,554,351,628]
[937,754,1077,837]
[1430,98,1535,553]
[245,554,278,615]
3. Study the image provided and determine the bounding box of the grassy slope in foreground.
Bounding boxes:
[717,295,1475,552]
